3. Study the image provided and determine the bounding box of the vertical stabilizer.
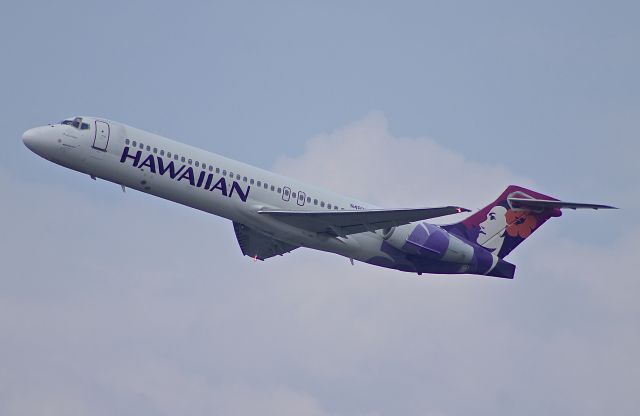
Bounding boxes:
[443,185,562,258]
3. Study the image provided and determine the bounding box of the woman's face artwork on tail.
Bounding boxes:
[477,205,507,253]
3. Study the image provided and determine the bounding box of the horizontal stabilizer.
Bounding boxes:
[508,197,617,211]
[259,206,470,237]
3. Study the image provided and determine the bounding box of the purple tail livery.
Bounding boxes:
[440,185,616,278]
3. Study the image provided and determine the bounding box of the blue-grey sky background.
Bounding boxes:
[1,1,638,415]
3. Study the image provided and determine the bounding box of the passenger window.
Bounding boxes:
[292,192,297,199]
[243,177,248,182]
[264,183,268,189]
[334,206,339,210]
[282,187,291,202]
[174,154,178,160]
[188,159,192,165]
[125,139,130,145]
[167,152,171,157]
[160,150,165,156]
[257,181,261,187]
[314,199,318,205]
[181,157,186,162]
[328,204,332,209]
[236,174,241,180]
[146,145,150,151]
[132,140,137,147]
[250,179,255,185]
[320,201,325,207]
[223,170,227,176]
[271,185,275,191]
[209,165,213,172]
[153,148,157,154]
[307,196,311,203]
[139,143,144,149]
[195,161,199,167]
[216,168,220,173]
[277,187,281,193]
[296,192,306,207]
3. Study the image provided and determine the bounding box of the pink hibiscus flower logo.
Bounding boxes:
[505,210,537,238]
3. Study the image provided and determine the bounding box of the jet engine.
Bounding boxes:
[383,222,475,264]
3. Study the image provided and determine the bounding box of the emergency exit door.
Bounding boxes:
[93,120,110,151]
[297,191,306,206]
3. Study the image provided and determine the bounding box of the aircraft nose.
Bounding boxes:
[22,128,39,151]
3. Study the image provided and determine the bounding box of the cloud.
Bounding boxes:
[273,112,533,211]
[99,358,335,416]
[2,114,638,416]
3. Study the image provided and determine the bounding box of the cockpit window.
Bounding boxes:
[60,117,88,130]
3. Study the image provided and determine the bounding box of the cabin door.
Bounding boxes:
[93,120,110,151]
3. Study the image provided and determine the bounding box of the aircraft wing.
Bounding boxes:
[508,197,617,210]
[233,222,299,260]
[258,206,469,237]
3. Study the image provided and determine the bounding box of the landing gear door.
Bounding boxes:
[93,120,110,151]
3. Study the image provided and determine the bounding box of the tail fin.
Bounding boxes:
[443,185,563,259]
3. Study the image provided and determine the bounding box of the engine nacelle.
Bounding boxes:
[383,222,474,264]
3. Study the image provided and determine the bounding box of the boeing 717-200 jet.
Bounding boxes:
[22,117,615,279]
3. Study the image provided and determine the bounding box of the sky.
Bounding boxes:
[1,1,639,415]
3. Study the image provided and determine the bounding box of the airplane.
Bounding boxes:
[22,116,616,279]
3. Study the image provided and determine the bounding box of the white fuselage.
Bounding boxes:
[22,117,404,266]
